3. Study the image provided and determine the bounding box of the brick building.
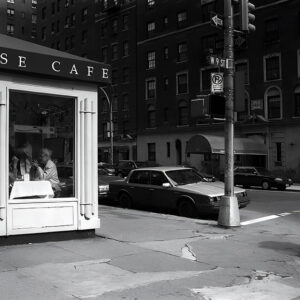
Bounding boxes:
[37,0,137,163]
[0,0,37,41]
[135,0,300,180]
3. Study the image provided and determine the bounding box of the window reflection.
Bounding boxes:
[9,91,75,199]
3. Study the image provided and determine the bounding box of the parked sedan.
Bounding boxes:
[98,168,123,199]
[234,166,293,190]
[109,167,249,218]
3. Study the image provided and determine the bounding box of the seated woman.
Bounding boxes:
[32,148,61,196]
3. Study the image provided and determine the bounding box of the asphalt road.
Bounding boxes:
[241,189,300,226]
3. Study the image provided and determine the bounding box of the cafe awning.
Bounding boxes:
[186,134,267,155]
[0,34,110,84]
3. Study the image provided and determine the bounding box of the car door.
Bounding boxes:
[127,170,152,206]
[149,171,175,209]
[234,168,245,186]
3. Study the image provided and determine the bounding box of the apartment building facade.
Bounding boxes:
[135,0,300,180]
[0,0,37,40]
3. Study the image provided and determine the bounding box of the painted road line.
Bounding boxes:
[277,212,292,217]
[241,215,280,226]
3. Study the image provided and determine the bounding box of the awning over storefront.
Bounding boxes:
[0,34,110,84]
[186,134,267,155]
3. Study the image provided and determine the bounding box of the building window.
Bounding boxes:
[122,41,129,57]
[42,7,46,19]
[276,142,282,162]
[101,46,108,62]
[148,143,156,161]
[147,0,155,9]
[202,2,216,22]
[112,44,118,60]
[167,142,170,158]
[112,70,118,84]
[147,51,156,69]
[264,54,281,81]
[7,24,14,35]
[71,14,76,27]
[266,87,282,120]
[177,11,187,28]
[146,78,156,99]
[32,14,37,24]
[163,16,168,30]
[7,8,15,17]
[122,14,129,30]
[112,96,118,112]
[122,94,129,111]
[122,67,130,83]
[82,8,88,21]
[176,72,188,94]
[81,31,87,43]
[265,18,279,43]
[56,0,61,12]
[164,47,169,60]
[147,21,155,37]
[294,88,300,117]
[41,27,46,40]
[65,16,70,28]
[112,19,118,35]
[235,60,249,85]
[163,77,169,90]
[178,101,188,126]
[56,20,60,33]
[147,106,156,128]
[52,2,56,14]
[177,42,188,62]
[101,21,108,36]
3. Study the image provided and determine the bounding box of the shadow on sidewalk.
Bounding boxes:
[259,241,300,257]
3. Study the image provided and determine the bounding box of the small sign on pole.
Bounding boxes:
[211,73,224,94]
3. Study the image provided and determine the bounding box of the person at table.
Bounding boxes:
[32,148,61,195]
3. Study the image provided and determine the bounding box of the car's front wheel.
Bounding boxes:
[119,193,132,208]
[262,181,270,190]
[178,199,197,218]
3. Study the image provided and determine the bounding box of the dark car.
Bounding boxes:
[115,160,159,177]
[109,167,249,218]
[234,166,293,190]
[57,165,122,198]
[98,163,116,176]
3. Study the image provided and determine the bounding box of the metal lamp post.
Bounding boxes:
[99,87,114,166]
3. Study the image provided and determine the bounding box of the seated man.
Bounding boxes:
[33,148,61,196]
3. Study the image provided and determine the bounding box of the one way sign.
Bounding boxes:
[210,13,223,29]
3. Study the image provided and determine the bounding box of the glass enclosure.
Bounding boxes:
[9,91,75,199]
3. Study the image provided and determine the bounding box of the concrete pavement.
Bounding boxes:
[0,200,299,299]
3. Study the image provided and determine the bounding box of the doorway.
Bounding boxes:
[175,139,182,165]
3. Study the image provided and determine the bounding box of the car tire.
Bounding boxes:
[262,181,270,190]
[119,193,132,208]
[178,200,197,218]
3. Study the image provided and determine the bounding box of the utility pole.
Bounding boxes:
[218,0,240,227]
[99,87,114,166]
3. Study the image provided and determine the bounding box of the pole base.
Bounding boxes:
[218,195,240,228]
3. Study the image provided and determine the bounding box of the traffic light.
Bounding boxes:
[240,0,256,32]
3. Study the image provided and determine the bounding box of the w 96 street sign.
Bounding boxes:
[211,73,224,94]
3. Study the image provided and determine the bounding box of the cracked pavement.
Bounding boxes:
[0,192,299,299]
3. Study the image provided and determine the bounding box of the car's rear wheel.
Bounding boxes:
[178,200,197,218]
[262,181,270,190]
[119,193,132,208]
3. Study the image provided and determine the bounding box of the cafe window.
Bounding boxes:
[9,91,75,198]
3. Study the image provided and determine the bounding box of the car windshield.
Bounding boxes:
[166,169,203,185]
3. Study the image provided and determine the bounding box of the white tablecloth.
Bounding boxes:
[10,181,54,199]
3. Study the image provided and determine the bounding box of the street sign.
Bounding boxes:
[210,13,223,29]
[211,73,224,94]
[207,55,233,69]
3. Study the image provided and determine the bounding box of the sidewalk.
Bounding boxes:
[0,206,299,299]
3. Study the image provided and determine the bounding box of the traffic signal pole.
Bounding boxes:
[218,0,240,227]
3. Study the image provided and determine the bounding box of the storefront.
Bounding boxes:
[0,34,110,240]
